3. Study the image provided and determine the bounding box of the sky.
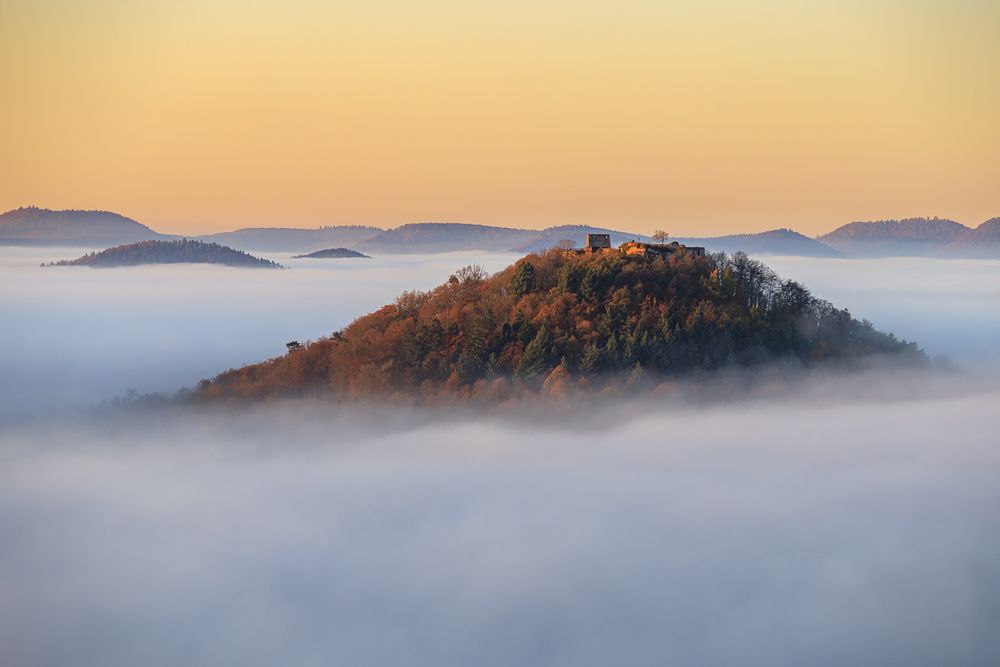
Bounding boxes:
[1,0,998,235]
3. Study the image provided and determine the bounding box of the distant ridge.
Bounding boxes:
[937,218,1000,258]
[198,225,383,253]
[358,223,533,253]
[674,229,843,258]
[0,206,166,245]
[819,218,969,257]
[4,206,998,258]
[45,239,281,268]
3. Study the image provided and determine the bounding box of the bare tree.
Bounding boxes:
[652,229,670,244]
[454,264,489,284]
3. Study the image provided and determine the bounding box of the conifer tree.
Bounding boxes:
[515,324,552,379]
[509,260,536,297]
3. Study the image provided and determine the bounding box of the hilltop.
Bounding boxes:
[292,247,370,259]
[0,206,166,245]
[45,239,281,268]
[197,245,922,404]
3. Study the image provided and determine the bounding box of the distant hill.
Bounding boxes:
[198,226,383,253]
[9,205,997,259]
[674,229,842,258]
[937,218,1000,258]
[818,218,969,257]
[196,248,922,404]
[358,223,534,253]
[360,223,652,254]
[358,223,841,257]
[292,247,370,259]
[45,239,281,268]
[0,206,167,246]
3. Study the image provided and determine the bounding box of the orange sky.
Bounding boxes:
[1,0,997,235]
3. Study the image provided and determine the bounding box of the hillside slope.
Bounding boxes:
[198,249,921,404]
[0,206,166,245]
[936,218,1000,258]
[46,239,281,268]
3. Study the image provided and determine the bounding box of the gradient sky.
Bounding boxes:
[2,0,997,235]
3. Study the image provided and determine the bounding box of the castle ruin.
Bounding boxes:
[572,233,705,258]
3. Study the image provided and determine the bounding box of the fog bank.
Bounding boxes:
[2,374,999,666]
[2,248,999,419]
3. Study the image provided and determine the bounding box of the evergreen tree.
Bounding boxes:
[579,341,602,375]
[509,260,536,297]
[515,324,552,380]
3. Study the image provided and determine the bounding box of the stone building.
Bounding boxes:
[584,233,612,252]
[568,235,705,258]
[619,240,705,258]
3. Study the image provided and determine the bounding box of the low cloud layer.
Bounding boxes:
[3,249,1000,421]
[2,370,999,666]
[0,247,520,420]
[2,248,998,665]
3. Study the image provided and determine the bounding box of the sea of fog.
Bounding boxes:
[0,246,522,420]
[1,247,999,665]
[1,247,999,419]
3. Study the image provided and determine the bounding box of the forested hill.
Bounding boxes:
[197,249,923,404]
[0,206,165,245]
[292,247,370,259]
[46,239,281,268]
[818,218,969,256]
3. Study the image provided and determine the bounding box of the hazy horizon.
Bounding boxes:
[5,205,1000,239]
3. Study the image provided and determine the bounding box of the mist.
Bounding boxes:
[2,248,999,665]
[2,374,999,666]
[3,248,999,420]
[0,247,520,420]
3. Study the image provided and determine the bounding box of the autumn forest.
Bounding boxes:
[197,249,923,404]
